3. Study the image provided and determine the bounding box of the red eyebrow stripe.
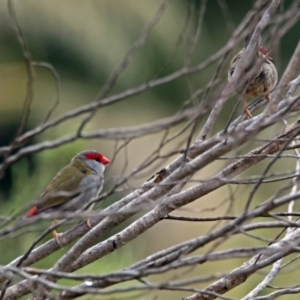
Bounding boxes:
[85,153,101,160]
[85,153,111,165]
[28,206,38,217]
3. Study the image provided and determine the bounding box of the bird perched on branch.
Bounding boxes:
[228,45,278,118]
[3,150,110,245]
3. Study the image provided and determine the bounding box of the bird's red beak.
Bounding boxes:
[101,156,111,165]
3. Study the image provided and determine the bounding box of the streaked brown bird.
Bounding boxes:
[228,46,278,118]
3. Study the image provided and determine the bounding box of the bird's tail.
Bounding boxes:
[0,217,36,237]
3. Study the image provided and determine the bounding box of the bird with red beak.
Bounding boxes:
[3,150,110,245]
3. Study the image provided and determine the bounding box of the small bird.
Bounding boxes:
[7,150,110,244]
[228,46,278,118]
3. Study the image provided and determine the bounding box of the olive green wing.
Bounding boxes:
[36,166,83,212]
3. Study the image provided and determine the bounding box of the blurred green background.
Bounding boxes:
[0,1,300,299]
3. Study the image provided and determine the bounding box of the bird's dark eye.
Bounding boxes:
[95,158,100,162]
